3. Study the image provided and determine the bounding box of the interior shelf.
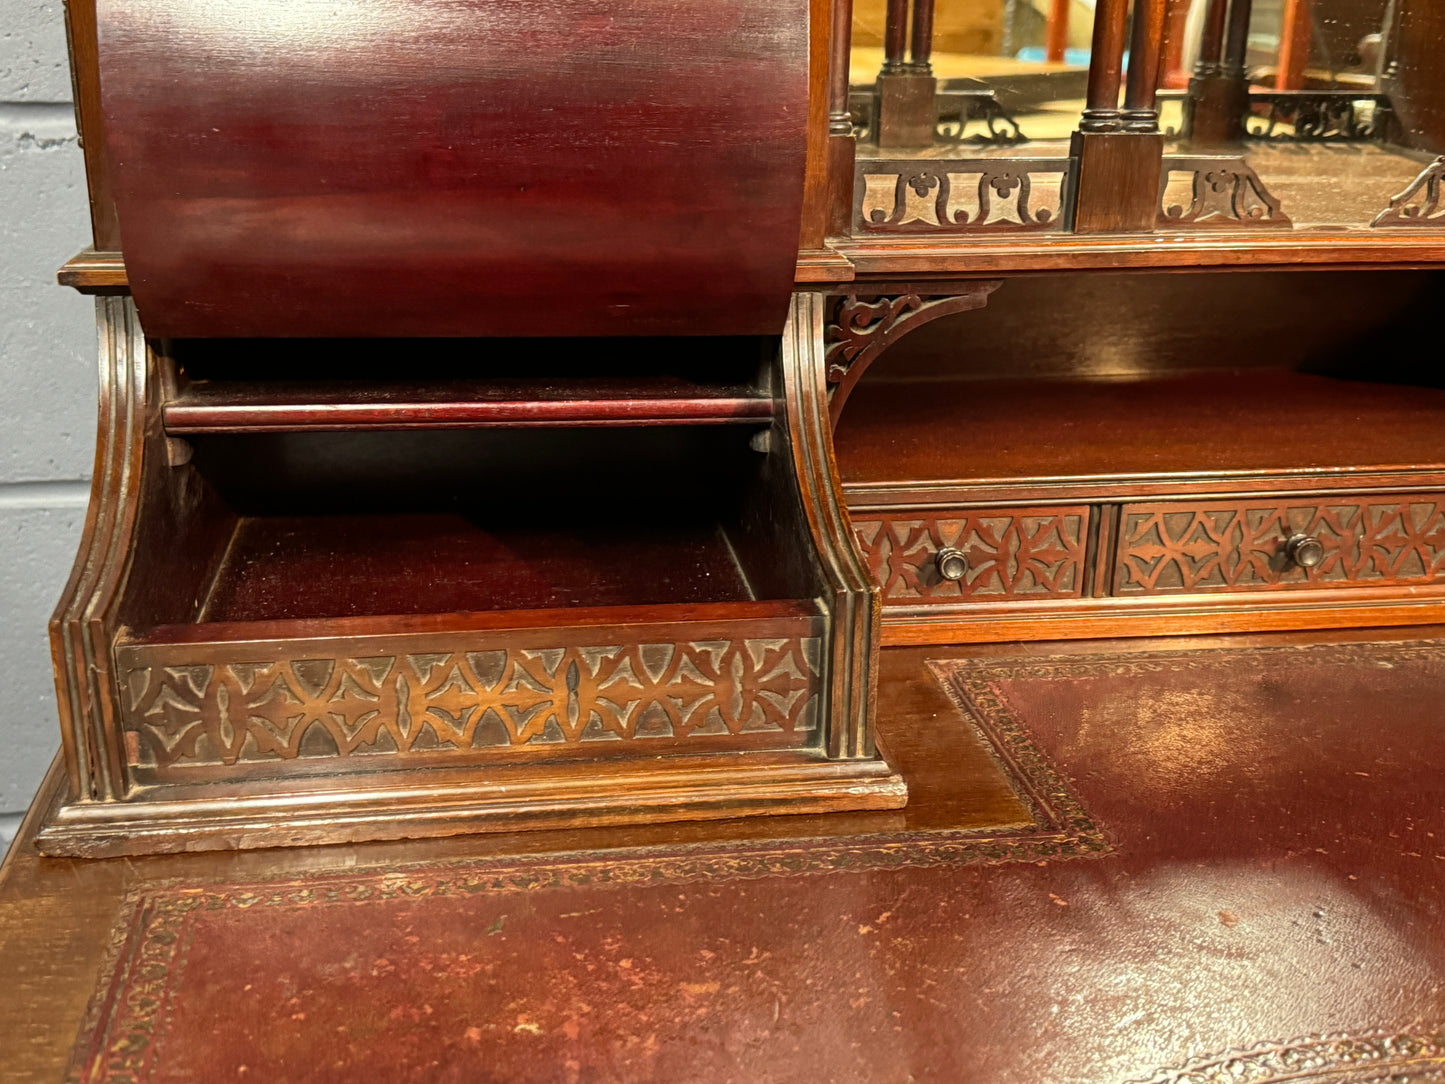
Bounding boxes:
[836,370,1445,494]
[198,513,758,624]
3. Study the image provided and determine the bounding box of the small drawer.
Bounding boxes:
[1114,495,1445,595]
[853,507,1091,604]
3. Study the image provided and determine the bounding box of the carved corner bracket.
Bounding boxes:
[1371,156,1445,228]
[823,281,1003,427]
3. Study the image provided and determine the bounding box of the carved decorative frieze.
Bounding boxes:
[1158,156,1292,228]
[854,509,1089,603]
[1371,156,1445,228]
[1115,498,1445,595]
[119,635,823,771]
[855,159,1074,234]
[1246,91,1393,141]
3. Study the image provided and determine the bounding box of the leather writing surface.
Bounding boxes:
[96,0,809,337]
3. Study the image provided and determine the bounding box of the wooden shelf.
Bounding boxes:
[838,370,1445,502]
[198,513,760,624]
[165,378,773,433]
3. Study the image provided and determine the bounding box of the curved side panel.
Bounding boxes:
[95,0,810,338]
[48,298,147,803]
[780,293,889,763]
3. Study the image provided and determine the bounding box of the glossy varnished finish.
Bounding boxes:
[10,630,1445,1081]
[39,297,906,856]
[0,643,1026,1081]
[95,0,809,338]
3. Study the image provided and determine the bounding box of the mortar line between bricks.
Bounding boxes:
[0,479,90,508]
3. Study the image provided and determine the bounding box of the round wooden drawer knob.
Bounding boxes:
[1285,534,1326,569]
[936,547,969,581]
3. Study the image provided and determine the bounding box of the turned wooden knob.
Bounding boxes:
[1285,534,1325,569]
[936,547,968,581]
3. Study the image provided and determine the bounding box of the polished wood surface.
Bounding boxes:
[13,627,1445,1081]
[95,0,809,338]
[1,641,1029,1081]
[838,371,1445,491]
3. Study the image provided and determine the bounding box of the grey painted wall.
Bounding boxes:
[1,0,98,843]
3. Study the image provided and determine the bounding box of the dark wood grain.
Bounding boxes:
[60,2,120,250]
[95,0,809,337]
[837,371,1445,490]
[165,379,773,432]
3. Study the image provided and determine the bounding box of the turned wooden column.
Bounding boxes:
[1159,0,1192,88]
[1197,0,1229,76]
[827,0,857,235]
[876,0,935,146]
[1079,0,1130,132]
[908,0,934,75]
[1275,0,1312,90]
[1045,0,1071,63]
[1071,0,1165,232]
[1187,0,1250,143]
[1124,0,1168,131]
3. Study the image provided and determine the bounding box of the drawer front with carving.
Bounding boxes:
[1114,496,1445,595]
[853,507,1090,603]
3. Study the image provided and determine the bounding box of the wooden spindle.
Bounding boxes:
[883,0,910,74]
[1159,0,1191,87]
[909,0,934,75]
[827,0,856,235]
[1124,0,1168,129]
[1045,0,1070,64]
[1275,0,1311,90]
[828,0,854,134]
[1197,0,1230,75]
[1224,0,1253,76]
[1080,0,1130,130]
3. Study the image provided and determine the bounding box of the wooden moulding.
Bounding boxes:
[37,296,905,858]
[63,234,1445,298]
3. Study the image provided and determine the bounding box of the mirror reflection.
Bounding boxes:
[849,0,1445,234]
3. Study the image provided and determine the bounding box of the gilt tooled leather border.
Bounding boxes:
[1130,1030,1445,1083]
[67,671,1112,1084]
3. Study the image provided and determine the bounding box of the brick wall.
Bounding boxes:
[1,1,96,844]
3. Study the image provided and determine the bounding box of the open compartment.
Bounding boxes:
[833,269,1445,642]
[39,300,905,856]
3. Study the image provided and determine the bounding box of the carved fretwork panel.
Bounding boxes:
[1158,156,1292,229]
[853,509,1090,604]
[1115,498,1445,595]
[1246,91,1394,141]
[854,159,1074,234]
[1372,156,1445,228]
[118,625,824,777]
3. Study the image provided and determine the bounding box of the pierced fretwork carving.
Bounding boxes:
[934,89,1028,146]
[1115,498,1445,595]
[855,159,1074,234]
[854,510,1089,604]
[1246,91,1393,141]
[847,87,1029,146]
[1371,156,1445,228]
[822,282,1002,426]
[120,635,823,772]
[1158,156,1291,229]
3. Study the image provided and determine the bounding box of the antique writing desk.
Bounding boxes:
[38,0,1445,856]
